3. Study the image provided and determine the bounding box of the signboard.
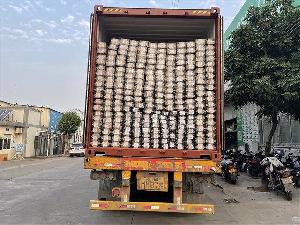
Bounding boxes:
[15,144,24,154]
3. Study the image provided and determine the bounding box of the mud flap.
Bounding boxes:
[183,174,215,194]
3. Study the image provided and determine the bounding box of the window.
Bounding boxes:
[6,128,9,131]
[3,139,7,149]
[0,138,11,150]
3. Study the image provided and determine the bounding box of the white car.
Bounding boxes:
[69,143,85,157]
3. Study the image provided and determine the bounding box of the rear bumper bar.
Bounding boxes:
[85,156,221,173]
[86,148,221,161]
[90,200,214,214]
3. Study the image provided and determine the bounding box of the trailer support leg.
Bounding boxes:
[173,172,183,205]
[121,170,131,202]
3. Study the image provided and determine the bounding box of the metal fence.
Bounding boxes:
[34,132,64,156]
[259,114,300,148]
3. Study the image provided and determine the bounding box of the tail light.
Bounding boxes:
[228,165,236,171]
[280,170,291,178]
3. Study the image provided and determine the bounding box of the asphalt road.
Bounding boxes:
[0,157,299,225]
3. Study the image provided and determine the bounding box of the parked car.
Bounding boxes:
[69,143,85,157]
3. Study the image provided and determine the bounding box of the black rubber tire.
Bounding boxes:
[247,167,252,176]
[69,154,74,157]
[285,191,292,201]
[231,176,238,184]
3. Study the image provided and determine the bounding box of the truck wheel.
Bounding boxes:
[285,191,292,201]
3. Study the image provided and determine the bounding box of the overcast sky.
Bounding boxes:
[0,0,245,112]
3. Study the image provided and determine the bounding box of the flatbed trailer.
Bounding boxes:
[84,5,224,214]
[85,156,220,213]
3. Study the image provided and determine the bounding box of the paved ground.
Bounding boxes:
[0,157,299,225]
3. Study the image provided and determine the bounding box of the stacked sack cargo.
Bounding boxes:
[91,38,216,150]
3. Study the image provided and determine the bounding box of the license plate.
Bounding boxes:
[136,172,168,192]
[281,176,293,184]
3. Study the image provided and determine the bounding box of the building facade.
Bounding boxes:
[0,100,63,159]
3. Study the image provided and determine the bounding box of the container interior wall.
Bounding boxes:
[87,13,222,158]
[97,16,215,42]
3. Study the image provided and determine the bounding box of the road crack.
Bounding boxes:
[130,212,135,225]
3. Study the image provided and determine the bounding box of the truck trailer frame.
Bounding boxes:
[84,5,224,214]
[85,156,220,213]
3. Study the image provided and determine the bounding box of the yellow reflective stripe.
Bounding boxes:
[104,8,121,12]
[192,10,209,14]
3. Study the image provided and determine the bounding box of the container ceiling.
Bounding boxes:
[99,16,215,42]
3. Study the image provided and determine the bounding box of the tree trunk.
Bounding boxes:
[260,114,278,190]
[265,114,278,157]
[64,134,70,154]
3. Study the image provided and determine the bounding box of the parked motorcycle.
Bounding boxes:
[273,148,285,161]
[247,151,264,178]
[221,158,238,184]
[284,154,300,187]
[236,152,253,172]
[261,157,294,200]
[284,153,294,168]
[291,166,300,187]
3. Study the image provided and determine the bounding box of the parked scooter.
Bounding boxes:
[284,153,294,168]
[235,152,253,172]
[284,154,300,187]
[291,165,300,187]
[261,157,294,200]
[247,151,264,178]
[221,156,238,184]
[273,148,285,161]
